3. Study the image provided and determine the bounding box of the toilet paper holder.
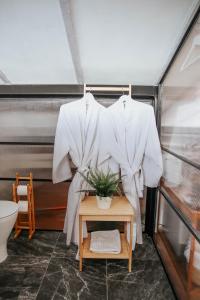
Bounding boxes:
[12,172,35,240]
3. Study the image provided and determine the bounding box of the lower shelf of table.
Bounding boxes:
[82,233,130,259]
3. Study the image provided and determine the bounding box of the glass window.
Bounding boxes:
[160,15,200,165]
[157,13,200,299]
[162,151,200,225]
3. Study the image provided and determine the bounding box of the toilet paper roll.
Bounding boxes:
[18,200,28,212]
[17,185,28,196]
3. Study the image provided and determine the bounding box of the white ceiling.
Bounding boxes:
[0,0,199,85]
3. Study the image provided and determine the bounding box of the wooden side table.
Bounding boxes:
[79,196,135,272]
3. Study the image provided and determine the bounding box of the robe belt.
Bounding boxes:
[122,165,144,198]
[135,169,144,198]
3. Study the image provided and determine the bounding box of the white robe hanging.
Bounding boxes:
[52,93,109,245]
[102,95,163,245]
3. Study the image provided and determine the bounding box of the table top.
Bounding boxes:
[79,196,134,216]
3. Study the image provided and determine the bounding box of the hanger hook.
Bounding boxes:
[83,84,86,95]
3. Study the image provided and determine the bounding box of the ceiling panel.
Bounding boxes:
[0,0,199,85]
[0,0,77,84]
[71,0,199,85]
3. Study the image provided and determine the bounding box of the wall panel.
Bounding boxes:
[0,180,68,230]
[0,145,53,179]
[0,98,75,143]
[0,95,153,230]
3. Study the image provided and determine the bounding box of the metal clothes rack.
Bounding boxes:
[83,84,132,96]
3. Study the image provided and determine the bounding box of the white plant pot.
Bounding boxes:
[96,196,112,209]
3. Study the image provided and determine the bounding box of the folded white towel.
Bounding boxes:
[90,229,121,254]
[18,200,28,212]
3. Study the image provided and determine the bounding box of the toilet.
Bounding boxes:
[0,201,18,263]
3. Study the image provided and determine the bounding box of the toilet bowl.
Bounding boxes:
[0,201,18,263]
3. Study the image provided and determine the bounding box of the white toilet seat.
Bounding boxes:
[0,201,18,263]
[0,201,18,219]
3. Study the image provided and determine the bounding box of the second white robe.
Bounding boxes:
[103,95,163,244]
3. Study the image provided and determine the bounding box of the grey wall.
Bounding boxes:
[0,88,155,229]
[0,95,154,181]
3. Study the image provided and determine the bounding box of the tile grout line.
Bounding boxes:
[34,232,61,300]
[106,259,108,300]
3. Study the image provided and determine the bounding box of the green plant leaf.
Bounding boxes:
[78,168,122,197]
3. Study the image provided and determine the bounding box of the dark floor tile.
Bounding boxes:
[8,230,60,257]
[0,256,49,300]
[18,287,40,300]
[107,278,175,300]
[107,259,175,299]
[53,233,78,259]
[0,287,20,300]
[133,234,159,261]
[107,259,170,283]
[1,231,175,300]
[36,257,106,300]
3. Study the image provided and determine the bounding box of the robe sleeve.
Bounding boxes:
[143,107,163,187]
[52,106,72,184]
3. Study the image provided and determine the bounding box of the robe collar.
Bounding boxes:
[118,95,133,108]
[84,92,96,104]
[109,94,134,153]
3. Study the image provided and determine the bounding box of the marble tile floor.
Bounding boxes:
[0,231,176,300]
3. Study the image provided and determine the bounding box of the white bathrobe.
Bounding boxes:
[103,95,163,245]
[53,93,109,245]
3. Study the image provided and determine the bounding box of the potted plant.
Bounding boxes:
[79,169,121,209]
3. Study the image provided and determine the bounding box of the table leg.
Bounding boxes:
[124,221,127,238]
[128,218,133,272]
[79,215,83,272]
